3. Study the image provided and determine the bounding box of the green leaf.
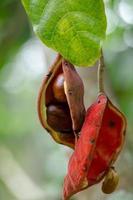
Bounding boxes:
[22,0,107,66]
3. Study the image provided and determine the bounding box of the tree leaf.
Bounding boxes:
[22,0,107,66]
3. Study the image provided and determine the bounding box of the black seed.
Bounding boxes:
[90,138,95,144]
[46,104,73,133]
[109,120,116,128]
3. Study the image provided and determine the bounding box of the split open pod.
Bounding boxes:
[63,94,126,200]
[38,54,85,148]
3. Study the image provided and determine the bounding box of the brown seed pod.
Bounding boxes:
[38,54,85,148]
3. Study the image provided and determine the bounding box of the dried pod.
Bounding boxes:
[63,94,126,200]
[38,54,85,148]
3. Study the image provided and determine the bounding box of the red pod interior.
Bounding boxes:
[63,94,126,200]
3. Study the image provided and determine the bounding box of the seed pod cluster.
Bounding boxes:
[37,53,127,199]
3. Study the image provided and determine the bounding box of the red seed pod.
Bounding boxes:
[38,54,85,148]
[63,94,126,200]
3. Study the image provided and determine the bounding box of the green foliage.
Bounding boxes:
[0,1,30,70]
[22,0,107,66]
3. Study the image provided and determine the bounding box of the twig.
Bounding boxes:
[98,49,105,94]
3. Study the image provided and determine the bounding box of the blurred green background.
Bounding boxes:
[0,0,133,199]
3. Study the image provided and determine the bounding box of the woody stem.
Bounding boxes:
[98,49,105,93]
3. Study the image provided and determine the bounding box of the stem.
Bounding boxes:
[98,49,105,94]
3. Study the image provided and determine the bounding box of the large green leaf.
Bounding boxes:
[22,0,107,66]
